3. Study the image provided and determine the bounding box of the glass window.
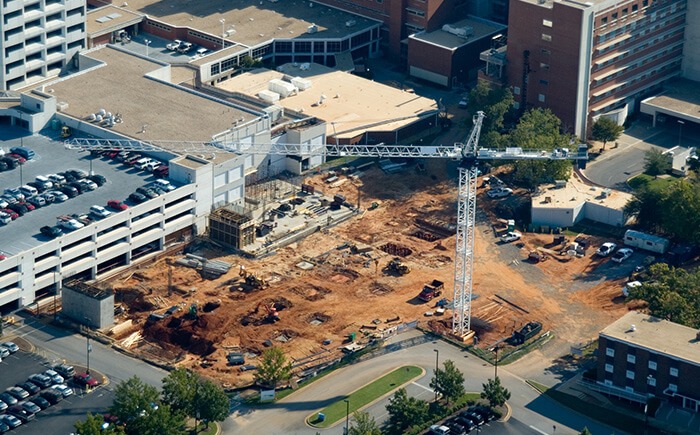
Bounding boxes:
[670,367,678,377]
[538,93,546,103]
[648,377,656,387]
[605,364,613,373]
[627,354,636,364]
[626,370,635,379]
[513,86,520,95]
[606,348,615,357]
[668,383,677,392]
[542,33,552,42]
[543,19,553,27]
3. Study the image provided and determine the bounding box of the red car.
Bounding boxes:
[19,202,35,211]
[107,200,128,211]
[73,373,100,388]
[1,209,19,220]
[7,154,26,164]
[106,150,120,159]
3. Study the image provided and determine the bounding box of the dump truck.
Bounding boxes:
[419,279,444,302]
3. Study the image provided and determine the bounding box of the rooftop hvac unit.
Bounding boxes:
[258,90,280,103]
[95,114,103,122]
[263,105,284,122]
[307,24,318,34]
[345,20,356,27]
[268,79,297,98]
[291,76,312,90]
[442,24,474,38]
[87,113,96,122]
[98,108,106,117]
[57,101,69,112]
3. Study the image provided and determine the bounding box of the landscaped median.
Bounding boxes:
[307,365,423,428]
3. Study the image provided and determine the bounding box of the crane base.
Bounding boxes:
[451,329,476,343]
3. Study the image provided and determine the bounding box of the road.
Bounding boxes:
[6,315,167,389]
[225,332,619,435]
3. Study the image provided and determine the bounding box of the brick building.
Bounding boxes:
[505,0,687,139]
[594,311,700,413]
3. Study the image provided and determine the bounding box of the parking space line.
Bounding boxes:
[529,425,549,434]
[411,381,434,393]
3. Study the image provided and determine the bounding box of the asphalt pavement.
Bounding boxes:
[225,330,619,435]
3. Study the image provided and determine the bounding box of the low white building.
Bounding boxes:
[531,177,632,228]
[664,146,693,177]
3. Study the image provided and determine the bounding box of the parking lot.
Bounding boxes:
[0,127,161,256]
[0,349,114,434]
[114,32,214,65]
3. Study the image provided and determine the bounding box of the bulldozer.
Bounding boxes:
[385,257,410,275]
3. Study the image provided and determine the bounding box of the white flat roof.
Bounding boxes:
[532,174,631,211]
[217,63,439,139]
[601,311,700,365]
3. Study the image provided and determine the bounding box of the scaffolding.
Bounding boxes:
[209,208,256,249]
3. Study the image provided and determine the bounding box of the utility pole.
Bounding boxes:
[86,335,91,375]
[433,349,440,402]
[343,399,349,435]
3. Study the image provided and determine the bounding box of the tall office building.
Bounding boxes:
[1,0,87,90]
[506,0,687,139]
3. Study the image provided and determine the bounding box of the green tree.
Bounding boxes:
[591,117,624,150]
[349,410,381,435]
[385,388,429,434]
[580,427,593,435]
[74,413,125,435]
[644,148,670,176]
[126,404,186,435]
[195,379,230,428]
[481,376,511,407]
[110,376,161,425]
[468,81,514,147]
[162,368,198,416]
[429,359,465,405]
[255,347,292,388]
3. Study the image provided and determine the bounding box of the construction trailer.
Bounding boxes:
[623,230,670,255]
[208,208,256,249]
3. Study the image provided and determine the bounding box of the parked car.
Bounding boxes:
[88,174,107,186]
[51,384,73,397]
[0,212,11,225]
[35,175,53,189]
[9,146,35,160]
[166,39,183,51]
[21,401,41,415]
[0,209,18,220]
[0,161,8,171]
[136,186,158,199]
[145,161,162,172]
[177,42,193,53]
[596,242,618,257]
[57,218,84,231]
[429,424,451,435]
[129,192,147,203]
[20,202,35,211]
[60,186,79,198]
[39,389,63,405]
[501,231,522,243]
[44,369,64,385]
[68,181,84,194]
[4,188,24,201]
[28,374,52,389]
[125,154,143,166]
[486,187,513,198]
[611,247,634,263]
[7,154,26,164]
[30,396,51,410]
[6,387,29,400]
[7,203,27,216]
[0,393,17,406]
[89,205,112,219]
[107,200,128,211]
[52,364,75,378]
[26,181,46,193]
[0,414,22,428]
[0,157,19,169]
[0,194,17,205]
[152,179,175,192]
[0,400,7,413]
[77,179,98,191]
[16,382,40,395]
[40,192,56,204]
[154,165,169,178]
[0,347,8,358]
[49,190,69,202]
[40,226,62,239]
[66,169,88,179]
[27,196,46,208]
[48,173,67,186]
[8,405,35,422]
[73,373,100,388]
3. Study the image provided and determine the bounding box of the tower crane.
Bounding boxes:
[65,112,586,339]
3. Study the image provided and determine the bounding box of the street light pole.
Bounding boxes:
[678,120,685,146]
[433,349,439,402]
[344,399,349,435]
[144,39,151,57]
[494,345,499,379]
[220,19,226,49]
[86,335,91,375]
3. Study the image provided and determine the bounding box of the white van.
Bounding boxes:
[35,175,53,190]
[48,173,66,186]
[19,185,38,197]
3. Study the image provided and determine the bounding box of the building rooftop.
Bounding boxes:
[121,0,379,48]
[601,311,700,366]
[43,47,255,142]
[409,16,506,50]
[531,174,631,211]
[640,78,700,124]
[217,63,439,139]
[87,5,144,38]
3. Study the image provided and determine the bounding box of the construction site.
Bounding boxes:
[96,160,629,388]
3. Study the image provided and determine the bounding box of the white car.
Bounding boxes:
[622,280,642,297]
[487,187,513,198]
[611,247,634,263]
[596,242,617,257]
[166,39,182,51]
[89,205,112,219]
[501,231,522,243]
[43,369,64,385]
[48,190,68,202]
[151,179,175,192]
[58,218,84,230]
[51,384,73,397]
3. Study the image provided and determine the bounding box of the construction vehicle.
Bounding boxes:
[66,112,587,338]
[419,279,444,302]
[60,126,72,138]
[385,257,410,275]
[264,303,280,323]
[188,303,198,319]
[239,265,268,289]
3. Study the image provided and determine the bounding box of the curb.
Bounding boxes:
[501,402,512,422]
[305,365,426,430]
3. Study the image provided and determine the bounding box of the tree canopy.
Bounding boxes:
[74,413,125,435]
[255,347,292,388]
[125,404,186,435]
[626,263,700,328]
[468,81,514,147]
[591,117,624,149]
[162,368,229,429]
[644,148,671,176]
[349,410,382,435]
[384,388,429,434]
[481,376,511,407]
[429,359,465,405]
[110,376,161,424]
[195,379,230,426]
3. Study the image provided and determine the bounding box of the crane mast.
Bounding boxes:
[65,111,584,341]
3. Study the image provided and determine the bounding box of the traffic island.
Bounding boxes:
[306,365,423,429]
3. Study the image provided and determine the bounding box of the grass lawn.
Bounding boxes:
[628,173,677,191]
[307,365,422,428]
